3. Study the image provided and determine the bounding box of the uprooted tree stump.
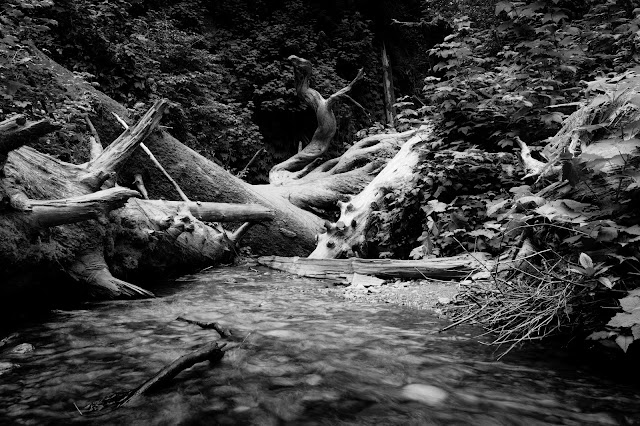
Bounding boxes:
[0,98,274,298]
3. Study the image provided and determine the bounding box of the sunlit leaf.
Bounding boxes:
[579,253,593,270]
[598,276,614,289]
[615,335,634,353]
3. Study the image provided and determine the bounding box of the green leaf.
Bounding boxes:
[579,253,593,270]
[615,335,634,353]
[608,310,640,328]
[620,294,640,313]
[598,276,614,289]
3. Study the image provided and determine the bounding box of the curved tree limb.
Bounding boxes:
[269,56,364,186]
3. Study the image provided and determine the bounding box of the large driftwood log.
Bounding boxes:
[120,131,324,256]
[258,253,492,281]
[109,198,236,281]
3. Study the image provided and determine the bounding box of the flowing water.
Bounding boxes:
[1,267,639,425]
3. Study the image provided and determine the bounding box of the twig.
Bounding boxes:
[176,316,233,339]
[238,148,265,177]
[440,304,488,332]
[73,401,83,416]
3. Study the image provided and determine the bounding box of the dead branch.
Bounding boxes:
[84,117,103,161]
[120,341,225,406]
[176,316,233,338]
[81,99,168,189]
[6,186,140,228]
[111,111,189,202]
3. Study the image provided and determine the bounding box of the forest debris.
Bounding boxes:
[176,316,233,339]
[84,341,226,411]
[258,253,491,282]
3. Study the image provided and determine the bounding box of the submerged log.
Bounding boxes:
[258,253,492,281]
[120,341,226,407]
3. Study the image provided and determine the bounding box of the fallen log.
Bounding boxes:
[0,97,258,299]
[258,253,492,282]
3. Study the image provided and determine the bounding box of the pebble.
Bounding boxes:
[400,384,449,406]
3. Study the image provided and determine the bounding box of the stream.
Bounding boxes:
[1,266,639,425]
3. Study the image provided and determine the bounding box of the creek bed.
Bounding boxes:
[0,267,638,425]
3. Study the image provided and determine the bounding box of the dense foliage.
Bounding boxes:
[368,0,640,354]
[1,0,448,181]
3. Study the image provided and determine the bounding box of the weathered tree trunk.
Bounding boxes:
[381,42,396,126]
[258,253,492,282]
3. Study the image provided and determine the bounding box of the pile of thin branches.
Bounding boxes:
[444,253,605,359]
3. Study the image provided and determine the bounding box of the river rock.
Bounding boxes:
[400,384,449,406]
[10,343,34,354]
[0,362,18,375]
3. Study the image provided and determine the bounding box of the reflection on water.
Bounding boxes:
[0,267,638,425]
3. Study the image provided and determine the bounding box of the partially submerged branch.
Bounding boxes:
[176,316,233,339]
[120,341,225,406]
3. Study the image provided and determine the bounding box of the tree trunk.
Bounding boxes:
[381,42,396,126]
[258,253,492,282]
